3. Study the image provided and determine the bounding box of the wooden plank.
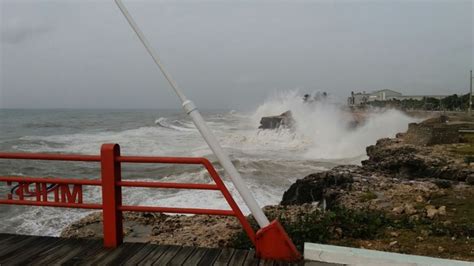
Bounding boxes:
[138,244,170,266]
[228,249,249,266]
[0,234,15,242]
[0,234,34,256]
[85,246,119,264]
[0,237,49,264]
[0,234,305,266]
[0,234,18,246]
[259,259,275,266]
[213,248,235,266]
[89,242,144,265]
[0,233,17,239]
[0,235,58,262]
[21,238,79,265]
[242,249,259,266]
[123,243,158,265]
[182,247,209,265]
[0,234,36,258]
[33,238,93,265]
[1,236,57,264]
[0,234,30,245]
[118,242,148,261]
[167,246,195,266]
[273,261,292,266]
[152,245,182,265]
[197,248,221,266]
[111,242,147,264]
[62,239,107,265]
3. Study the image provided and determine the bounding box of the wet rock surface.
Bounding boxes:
[362,137,473,182]
[61,212,242,248]
[258,110,294,129]
[280,165,355,206]
[259,109,367,130]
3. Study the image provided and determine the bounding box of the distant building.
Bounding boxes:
[348,89,449,106]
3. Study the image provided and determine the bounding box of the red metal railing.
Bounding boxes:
[0,143,256,248]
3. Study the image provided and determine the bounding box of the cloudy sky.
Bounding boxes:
[0,0,472,109]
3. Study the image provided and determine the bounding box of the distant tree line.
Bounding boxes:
[367,93,471,111]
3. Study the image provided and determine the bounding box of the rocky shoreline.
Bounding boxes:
[61,114,474,261]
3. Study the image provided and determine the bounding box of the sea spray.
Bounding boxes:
[252,90,420,159]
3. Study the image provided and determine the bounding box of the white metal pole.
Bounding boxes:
[114,0,270,227]
[469,70,472,115]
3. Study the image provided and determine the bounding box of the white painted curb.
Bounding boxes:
[304,242,474,266]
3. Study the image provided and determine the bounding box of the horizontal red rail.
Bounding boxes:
[0,199,102,209]
[0,177,217,190]
[0,153,210,165]
[0,153,100,162]
[0,177,102,186]
[119,205,235,216]
[117,156,208,164]
[118,181,219,190]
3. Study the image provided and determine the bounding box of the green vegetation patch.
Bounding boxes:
[449,133,474,160]
[232,207,390,251]
[367,93,471,111]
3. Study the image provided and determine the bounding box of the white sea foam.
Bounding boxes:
[155,117,197,132]
[18,126,207,156]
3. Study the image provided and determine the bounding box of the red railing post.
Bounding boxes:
[100,143,123,248]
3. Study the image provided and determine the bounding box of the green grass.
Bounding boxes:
[450,133,474,159]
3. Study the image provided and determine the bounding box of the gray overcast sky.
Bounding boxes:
[0,0,472,109]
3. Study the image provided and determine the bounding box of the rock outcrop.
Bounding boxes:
[359,114,474,182]
[259,111,295,129]
[280,165,355,206]
[362,138,473,183]
[281,115,474,226]
[61,212,242,248]
[402,115,474,146]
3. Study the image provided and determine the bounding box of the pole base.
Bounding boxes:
[255,220,302,262]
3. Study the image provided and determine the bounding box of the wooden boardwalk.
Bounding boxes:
[0,233,336,265]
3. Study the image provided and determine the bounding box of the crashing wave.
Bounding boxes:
[154,117,195,132]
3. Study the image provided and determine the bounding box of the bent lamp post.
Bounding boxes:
[114,0,300,261]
